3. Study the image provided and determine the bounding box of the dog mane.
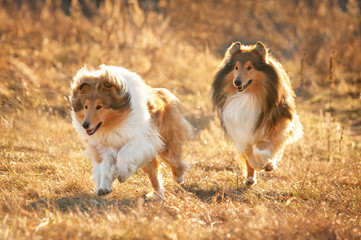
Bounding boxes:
[256,56,295,132]
[211,45,295,134]
[211,59,234,110]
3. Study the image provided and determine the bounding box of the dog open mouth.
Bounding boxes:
[237,79,253,92]
[86,122,102,135]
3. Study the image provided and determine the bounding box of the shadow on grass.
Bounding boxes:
[179,171,298,204]
[192,163,238,172]
[23,192,143,213]
[181,183,253,203]
[182,183,301,204]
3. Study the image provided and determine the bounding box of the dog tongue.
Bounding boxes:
[86,128,95,135]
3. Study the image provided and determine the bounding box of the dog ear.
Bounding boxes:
[254,41,267,58]
[78,83,90,94]
[100,81,118,93]
[98,68,121,93]
[228,42,241,55]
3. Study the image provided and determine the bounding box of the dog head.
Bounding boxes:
[70,66,131,136]
[226,41,269,93]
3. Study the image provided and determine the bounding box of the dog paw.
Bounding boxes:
[173,175,184,184]
[145,189,164,201]
[253,148,271,170]
[117,163,136,183]
[245,177,257,186]
[117,174,129,183]
[172,161,189,183]
[95,188,112,196]
[264,161,274,171]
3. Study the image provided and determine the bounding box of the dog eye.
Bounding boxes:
[103,82,112,88]
[247,66,252,70]
[96,105,102,110]
[84,105,88,109]
[235,66,238,70]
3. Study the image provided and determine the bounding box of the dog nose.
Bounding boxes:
[82,121,90,129]
[234,78,242,87]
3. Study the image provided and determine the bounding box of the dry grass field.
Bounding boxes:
[1,0,361,239]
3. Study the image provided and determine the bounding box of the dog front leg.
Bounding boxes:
[252,134,288,171]
[95,159,113,196]
[84,148,102,193]
[247,141,285,172]
[244,144,267,171]
[96,149,117,196]
[243,154,257,186]
[253,144,273,171]
[116,139,158,183]
[254,119,291,171]
[86,147,117,196]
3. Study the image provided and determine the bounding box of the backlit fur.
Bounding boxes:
[70,65,192,198]
[211,42,303,186]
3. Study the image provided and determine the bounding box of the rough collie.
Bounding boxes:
[211,42,303,186]
[70,65,191,199]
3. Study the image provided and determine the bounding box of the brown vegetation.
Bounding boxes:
[0,0,360,239]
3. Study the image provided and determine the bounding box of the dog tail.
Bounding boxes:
[180,109,195,138]
[167,97,194,140]
[286,113,303,145]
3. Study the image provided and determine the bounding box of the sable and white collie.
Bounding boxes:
[211,42,303,186]
[70,65,191,198]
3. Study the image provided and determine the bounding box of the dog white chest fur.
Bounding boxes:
[222,93,261,152]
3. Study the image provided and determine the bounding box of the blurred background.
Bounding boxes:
[1,0,360,124]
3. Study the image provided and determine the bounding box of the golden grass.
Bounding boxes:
[1,0,361,239]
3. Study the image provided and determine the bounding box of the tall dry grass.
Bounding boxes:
[0,0,360,239]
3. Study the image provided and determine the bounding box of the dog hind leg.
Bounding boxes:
[142,157,164,200]
[159,101,191,184]
[160,119,190,183]
[162,152,189,184]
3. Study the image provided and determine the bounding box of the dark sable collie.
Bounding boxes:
[211,42,303,186]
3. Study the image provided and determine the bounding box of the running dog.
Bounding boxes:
[211,42,303,186]
[70,65,191,198]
